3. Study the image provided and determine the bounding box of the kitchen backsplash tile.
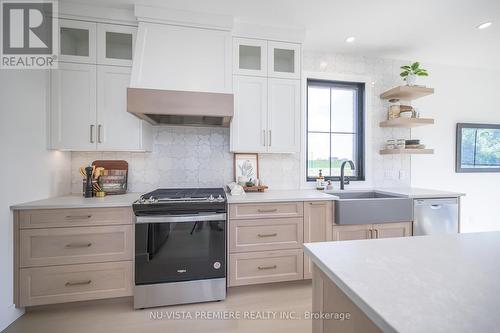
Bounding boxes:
[72,53,411,194]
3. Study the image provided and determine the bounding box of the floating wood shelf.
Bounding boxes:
[380,148,434,155]
[380,86,434,101]
[379,118,435,128]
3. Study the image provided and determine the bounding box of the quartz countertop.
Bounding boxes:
[11,187,464,210]
[226,189,338,204]
[304,232,500,333]
[372,187,465,199]
[10,193,141,210]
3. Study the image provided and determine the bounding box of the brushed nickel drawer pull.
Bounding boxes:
[257,208,278,213]
[65,242,92,248]
[258,265,277,270]
[65,280,92,287]
[309,202,325,205]
[65,215,92,220]
[257,233,278,238]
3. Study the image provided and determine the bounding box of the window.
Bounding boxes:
[306,79,365,181]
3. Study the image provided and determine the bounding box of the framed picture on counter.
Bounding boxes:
[234,153,259,182]
[456,123,500,173]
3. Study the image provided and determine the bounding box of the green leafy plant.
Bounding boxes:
[400,62,429,80]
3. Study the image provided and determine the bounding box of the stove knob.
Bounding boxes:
[147,196,157,204]
[216,195,224,202]
[208,195,215,202]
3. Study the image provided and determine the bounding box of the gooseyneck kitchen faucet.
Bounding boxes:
[340,160,355,190]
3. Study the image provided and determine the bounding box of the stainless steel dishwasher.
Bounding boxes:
[413,198,459,235]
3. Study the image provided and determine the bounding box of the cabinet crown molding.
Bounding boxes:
[134,5,233,31]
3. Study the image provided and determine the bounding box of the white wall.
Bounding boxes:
[411,64,500,233]
[0,70,71,331]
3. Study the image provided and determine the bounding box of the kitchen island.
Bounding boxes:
[304,232,500,333]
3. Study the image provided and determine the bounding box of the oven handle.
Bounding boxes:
[136,213,227,224]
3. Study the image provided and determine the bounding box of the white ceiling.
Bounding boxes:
[66,0,500,70]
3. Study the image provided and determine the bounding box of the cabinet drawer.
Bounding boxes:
[229,202,303,220]
[20,225,133,267]
[19,261,133,307]
[230,218,303,253]
[229,249,303,286]
[19,207,133,229]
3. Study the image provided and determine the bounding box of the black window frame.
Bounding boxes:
[306,79,365,182]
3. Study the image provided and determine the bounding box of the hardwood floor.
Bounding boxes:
[4,280,312,333]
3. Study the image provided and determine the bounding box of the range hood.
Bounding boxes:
[127,6,234,127]
[127,88,233,127]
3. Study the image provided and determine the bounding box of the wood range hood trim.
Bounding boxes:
[127,87,234,127]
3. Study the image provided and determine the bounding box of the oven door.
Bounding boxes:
[135,213,226,285]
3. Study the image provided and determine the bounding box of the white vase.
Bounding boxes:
[406,74,417,86]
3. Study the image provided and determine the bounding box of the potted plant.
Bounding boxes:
[400,62,428,86]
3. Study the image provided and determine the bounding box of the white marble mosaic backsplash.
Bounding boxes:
[71,127,301,194]
[72,53,412,194]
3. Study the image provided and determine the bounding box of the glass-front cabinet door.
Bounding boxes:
[97,23,136,67]
[233,38,267,77]
[59,19,97,63]
[268,41,301,79]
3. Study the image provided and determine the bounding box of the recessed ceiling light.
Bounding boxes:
[477,22,492,30]
[345,36,356,43]
[320,61,328,69]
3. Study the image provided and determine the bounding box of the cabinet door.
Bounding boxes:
[331,224,372,241]
[230,75,268,153]
[267,78,300,153]
[59,19,97,64]
[233,38,267,77]
[50,62,97,150]
[304,201,333,279]
[373,222,412,239]
[97,66,151,151]
[97,24,136,67]
[268,41,301,79]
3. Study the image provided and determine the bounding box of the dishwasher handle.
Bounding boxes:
[414,198,458,206]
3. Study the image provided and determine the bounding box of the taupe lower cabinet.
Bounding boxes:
[228,201,412,287]
[331,222,412,241]
[228,201,332,286]
[13,207,134,307]
[303,201,333,279]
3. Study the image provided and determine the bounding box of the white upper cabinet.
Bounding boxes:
[230,75,268,153]
[59,19,97,64]
[97,24,136,67]
[50,62,97,150]
[230,77,300,154]
[96,66,152,151]
[267,78,301,153]
[233,38,267,77]
[130,23,232,93]
[268,41,301,79]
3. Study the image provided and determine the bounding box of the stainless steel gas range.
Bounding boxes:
[132,188,227,309]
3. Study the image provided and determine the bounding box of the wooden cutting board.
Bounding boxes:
[92,160,128,171]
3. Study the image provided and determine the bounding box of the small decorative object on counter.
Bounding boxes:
[84,166,94,198]
[234,153,259,183]
[396,139,406,149]
[237,176,248,186]
[326,180,333,191]
[386,139,396,149]
[242,185,269,192]
[245,178,255,187]
[227,182,245,196]
[316,169,325,190]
